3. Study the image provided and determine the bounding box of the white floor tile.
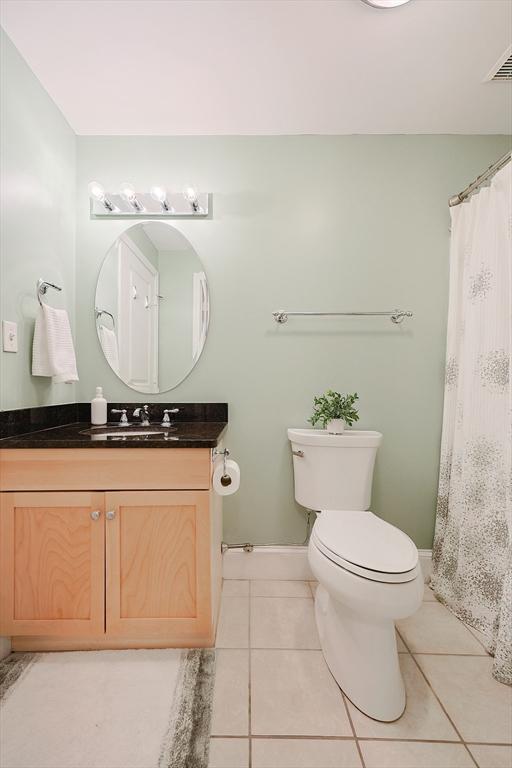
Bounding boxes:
[467,625,492,655]
[416,655,512,743]
[467,744,512,768]
[208,738,249,768]
[252,738,362,767]
[251,649,352,736]
[423,585,437,601]
[396,602,486,654]
[347,655,458,741]
[250,580,312,598]
[210,650,249,736]
[250,597,320,649]
[216,597,249,648]
[309,581,318,596]
[396,630,408,652]
[222,580,250,597]
[361,740,474,768]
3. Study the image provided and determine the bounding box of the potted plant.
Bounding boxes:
[308,390,359,434]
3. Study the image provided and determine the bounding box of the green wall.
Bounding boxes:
[75,134,511,548]
[1,30,510,548]
[0,29,76,410]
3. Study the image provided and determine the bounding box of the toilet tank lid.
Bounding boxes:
[288,428,383,448]
[315,510,418,574]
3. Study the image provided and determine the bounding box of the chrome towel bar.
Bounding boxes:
[272,310,413,325]
[37,278,62,306]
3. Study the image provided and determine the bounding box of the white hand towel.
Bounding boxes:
[99,325,120,374]
[32,304,79,383]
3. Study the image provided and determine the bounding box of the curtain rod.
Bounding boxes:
[449,150,511,207]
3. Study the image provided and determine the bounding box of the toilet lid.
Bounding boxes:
[314,510,418,576]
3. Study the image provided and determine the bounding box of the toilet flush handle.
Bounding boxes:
[292,449,304,458]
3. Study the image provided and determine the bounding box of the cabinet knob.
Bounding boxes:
[106,510,116,520]
[90,510,101,521]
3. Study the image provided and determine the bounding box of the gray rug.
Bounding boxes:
[0,648,215,768]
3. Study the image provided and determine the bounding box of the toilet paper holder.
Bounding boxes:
[213,447,231,485]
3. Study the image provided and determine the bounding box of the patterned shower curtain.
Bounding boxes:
[431,161,511,685]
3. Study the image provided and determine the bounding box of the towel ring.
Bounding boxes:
[37,279,62,306]
[95,308,116,329]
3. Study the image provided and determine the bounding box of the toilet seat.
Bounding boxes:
[312,510,419,584]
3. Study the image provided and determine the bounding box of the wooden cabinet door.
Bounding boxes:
[0,492,105,636]
[105,491,212,643]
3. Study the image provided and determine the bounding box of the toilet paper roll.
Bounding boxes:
[213,458,240,496]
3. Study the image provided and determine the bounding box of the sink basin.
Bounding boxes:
[80,425,170,437]
[78,425,202,441]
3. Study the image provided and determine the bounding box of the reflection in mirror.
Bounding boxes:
[95,222,209,394]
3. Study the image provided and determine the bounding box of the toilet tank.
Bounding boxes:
[288,429,383,511]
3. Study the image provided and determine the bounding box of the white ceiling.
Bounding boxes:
[1,0,511,135]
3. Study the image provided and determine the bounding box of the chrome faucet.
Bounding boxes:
[133,405,150,426]
[162,408,179,427]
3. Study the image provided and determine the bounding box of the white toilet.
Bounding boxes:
[288,428,423,722]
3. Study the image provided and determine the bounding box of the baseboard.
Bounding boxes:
[418,549,433,581]
[223,545,432,582]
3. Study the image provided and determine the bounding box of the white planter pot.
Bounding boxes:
[326,419,346,434]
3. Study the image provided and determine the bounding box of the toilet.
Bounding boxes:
[288,428,423,722]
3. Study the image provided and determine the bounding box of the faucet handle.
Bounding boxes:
[111,408,128,425]
[162,408,179,426]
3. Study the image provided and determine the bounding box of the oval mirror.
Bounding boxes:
[95,222,209,393]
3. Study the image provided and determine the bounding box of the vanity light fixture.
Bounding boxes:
[88,183,209,218]
[150,185,173,212]
[87,181,116,212]
[183,185,201,213]
[119,182,144,212]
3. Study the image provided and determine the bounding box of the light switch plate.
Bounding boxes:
[2,320,18,352]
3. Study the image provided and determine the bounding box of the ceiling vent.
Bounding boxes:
[485,46,512,81]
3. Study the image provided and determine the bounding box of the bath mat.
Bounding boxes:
[0,648,215,768]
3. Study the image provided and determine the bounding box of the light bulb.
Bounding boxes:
[88,181,106,202]
[183,185,201,212]
[119,182,136,203]
[119,182,144,212]
[88,180,116,211]
[150,185,167,203]
[182,185,198,204]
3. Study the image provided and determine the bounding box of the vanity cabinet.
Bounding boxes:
[0,449,222,651]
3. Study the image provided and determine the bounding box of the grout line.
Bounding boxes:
[209,734,512,746]
[216,646,492,654]
[248,588,252,768]
[341,691,366,768]
[461,627,491,655]
[401,651,489,657]
[224,592,320,600]
[396,629,480,768]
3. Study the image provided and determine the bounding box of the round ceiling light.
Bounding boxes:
[361,0,412,7]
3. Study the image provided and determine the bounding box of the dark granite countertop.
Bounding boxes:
[0,421,227,449]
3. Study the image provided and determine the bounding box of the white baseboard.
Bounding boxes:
[418,549,433,581]
[223,545,432,583]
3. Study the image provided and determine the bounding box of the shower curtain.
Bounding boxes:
[431,161,511,685]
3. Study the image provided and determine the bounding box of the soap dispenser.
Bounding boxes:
[91,386,107,425]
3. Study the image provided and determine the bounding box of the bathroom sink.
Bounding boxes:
[78,425,203,441]
[80,425,169,437]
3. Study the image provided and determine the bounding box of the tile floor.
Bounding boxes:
[209,579,512,768]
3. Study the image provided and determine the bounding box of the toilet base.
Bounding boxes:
[315,584,406,722]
